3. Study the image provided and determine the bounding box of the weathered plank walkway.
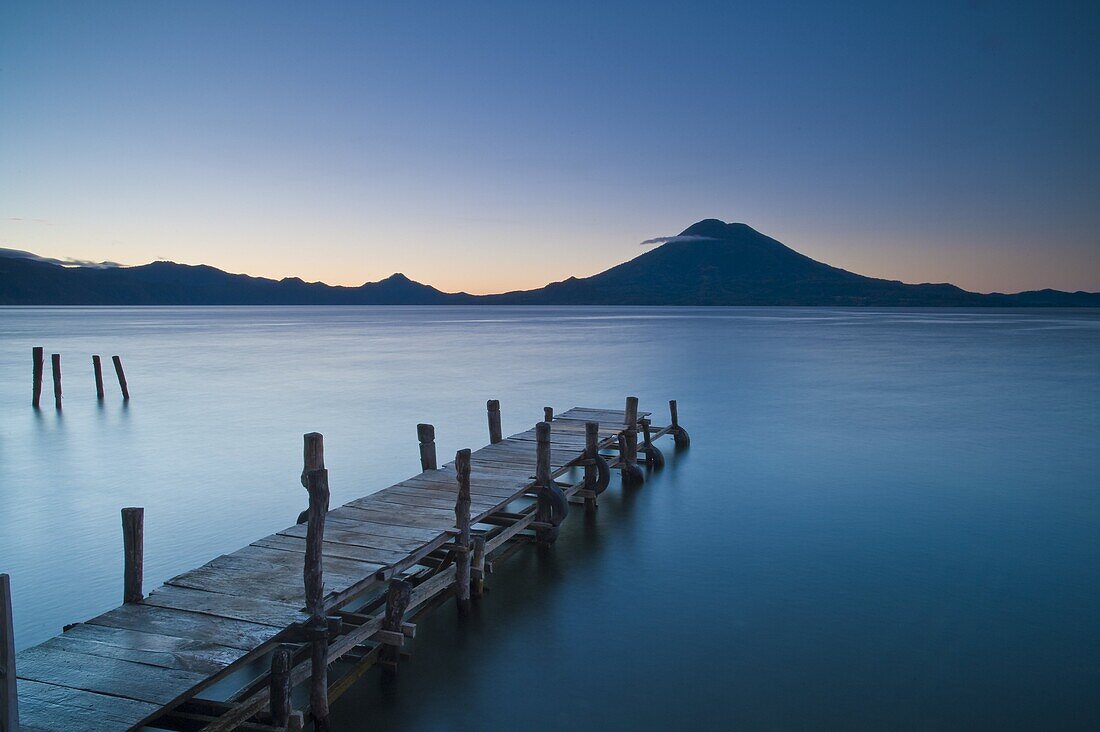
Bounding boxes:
[3,400,689,731]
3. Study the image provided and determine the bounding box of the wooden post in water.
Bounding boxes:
[112,355,129,400]
[669,399,690,448]
[470,535,486,598]
[535,421,553,545]
[1,573,18,732]
[621,397,644,485]
[122,507,144,604]
[51,353,62,409]
[269,645,293,729]
[640,417,663,469]
[417,424,437,471]
[487,399,503,444]
[543,406,554,422]
[381,579,412,673]
[92,355,105,400]
[303,468,330,732]
[31,346,43,408]
[297,433,324,525]
[454,448,472,613]
[584,421,599,513]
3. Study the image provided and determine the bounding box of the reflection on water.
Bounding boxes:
[1,307,1098,728]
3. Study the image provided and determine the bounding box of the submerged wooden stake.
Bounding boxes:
[1,573,18,732]
[297,433,324,525]
[417,424,437,471]
[92,355,105,400]
[303,468,330,732]
[454,448,472,611]
[669,399,690,448]
[122,507,144,604]
[112,355,129,400]
[487,399,503,444]
[31,346,43,408]
[51,353,62,409]
[584,421,599,513]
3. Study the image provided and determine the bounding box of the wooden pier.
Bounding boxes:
[2,399,689,731]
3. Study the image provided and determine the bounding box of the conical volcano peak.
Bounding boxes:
[679,219,758,240]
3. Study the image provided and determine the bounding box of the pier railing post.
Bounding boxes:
[534,421,568,544]
[584,421,599,513]
[122,507,144,604]
[417,424,437,471]
[112,355,129,400]
[487,400,503,444]
[454,449,472,613]
[51,353,62,409]
[621,397,643,486]
[31,346,43,408]
[1,573,18,732]
[543,406,554,422]
[669,399,690,448]
[381,579,412,673]
[297,433,324,525]
[270,645,294,729]
[303,468,330,731]
[92,355,105,400]
[640,417,664,469]
[470,535,486,598]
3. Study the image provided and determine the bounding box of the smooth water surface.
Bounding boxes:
[2,307,1098,729]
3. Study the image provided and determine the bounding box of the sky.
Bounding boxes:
[1,1,1098,295]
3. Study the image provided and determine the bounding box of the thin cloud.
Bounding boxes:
[640,234,717,246]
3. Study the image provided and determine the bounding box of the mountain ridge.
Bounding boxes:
[2,220,1097,306]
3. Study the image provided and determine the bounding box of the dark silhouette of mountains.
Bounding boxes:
[2,220,1097,306]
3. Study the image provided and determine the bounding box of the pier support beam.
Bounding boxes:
[454,449,472,613]
[535,421,567,544]
[381,579,412,674]
[92,355,105,400]
[269,645,294,729]
[584,421,599,513]
[470,535,486,597]
[620,397,644,486]
[51,353,62,409]
[1,573,18,732]
[112,355,129,400]
[669,400,690,449]
[297,433,324,525]
[303,468,331,732]
[487,400,503,444]
[417,424,437,471]
[122,507,144,604]
[31,346,43,408]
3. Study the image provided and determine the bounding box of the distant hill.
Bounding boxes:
[2,220,1097,306]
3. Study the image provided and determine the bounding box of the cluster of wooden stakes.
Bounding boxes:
[30,346,130,408]
[1,397,690,732]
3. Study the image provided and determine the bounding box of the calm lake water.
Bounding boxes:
[2,306,1099,729]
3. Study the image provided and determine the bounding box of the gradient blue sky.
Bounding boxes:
[2,1,1098,294]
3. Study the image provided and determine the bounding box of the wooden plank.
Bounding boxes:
[142,585,308,627]
[253,534,409,567]
[88,604,282,651]
[16,679,158,732]
[278,517,441,549]
[16,644,208,705]
[41,627,240,675]
[334,504,457,531]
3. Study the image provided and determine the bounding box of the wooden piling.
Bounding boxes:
[640,417,664,469]
[417,424,437,471]
[51,353,62,409]
[487,399,503,444]
[621,397,644,485]
[470,535,486,597]
[112,355,129,400]
[1,573,18,732]
[669,399,690,448]
[92,355,105,400]
[297,433,324,525]
[31,346,43,408]
[584,421,599,513]
[535,421,553,544]
[303,468,330,732]
[381,579,412,672]
[544,406,554,422]
[269,645,293,728]
[454,449,472,611]
[122,507,144,604]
